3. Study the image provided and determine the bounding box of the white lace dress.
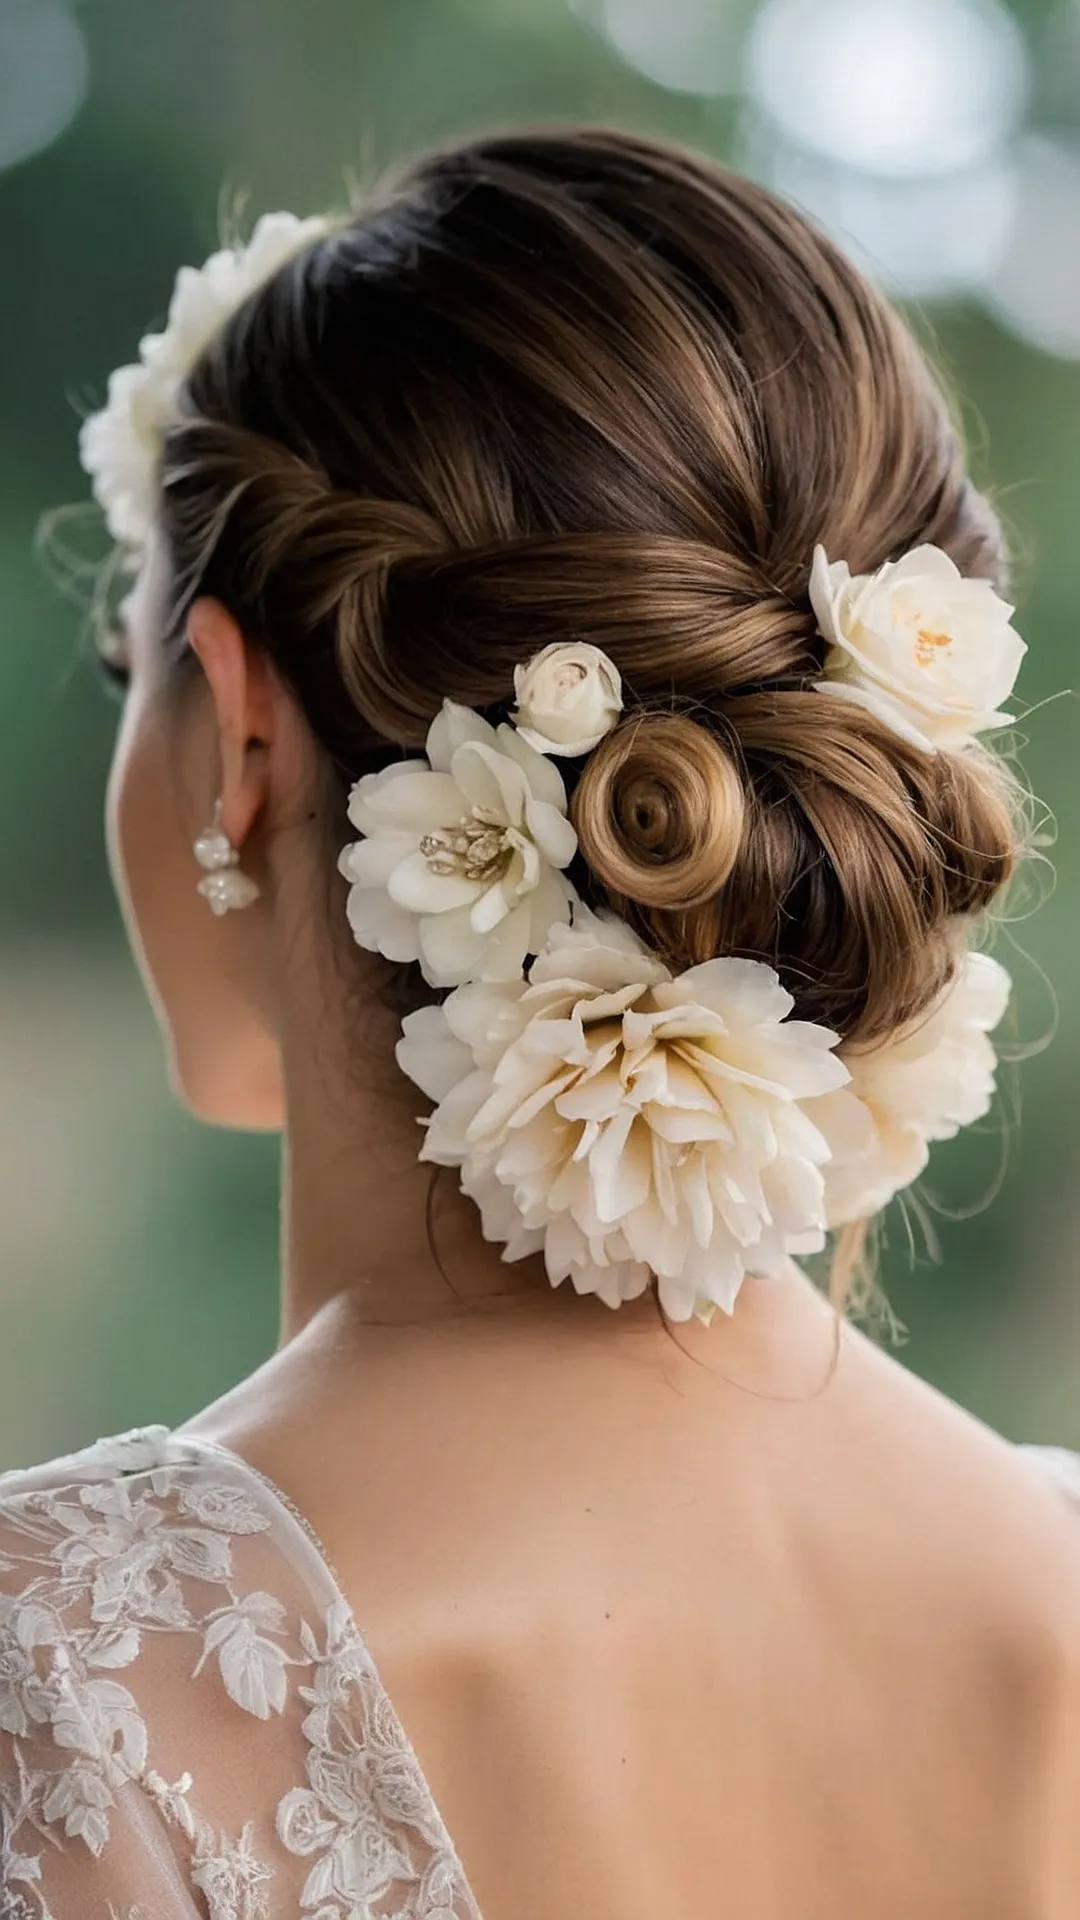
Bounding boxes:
[3,1425,1080,1920]
[0,1427,482,1920]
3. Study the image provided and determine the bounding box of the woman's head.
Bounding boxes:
[103,126,1020,1156]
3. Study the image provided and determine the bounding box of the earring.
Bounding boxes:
[193,797,261,916]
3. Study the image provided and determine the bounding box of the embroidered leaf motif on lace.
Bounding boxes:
[0,1427,480,1920]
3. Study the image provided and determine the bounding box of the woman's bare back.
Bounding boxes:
[180,1265,1080,1920]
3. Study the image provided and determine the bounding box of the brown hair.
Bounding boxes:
[154,126,1018,1061]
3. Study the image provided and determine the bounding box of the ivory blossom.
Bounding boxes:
[396,910,851,1322]
[810,950,1012,1227]
[79,212,332,550]
[338,702,579,987]
[810,543,1026,753]
[512,642,624,756]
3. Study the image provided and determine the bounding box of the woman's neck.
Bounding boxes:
[274,965,563,1345]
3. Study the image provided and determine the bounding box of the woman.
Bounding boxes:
[3,127,1080,1919]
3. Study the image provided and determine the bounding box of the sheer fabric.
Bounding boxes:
[2,1423,1079,1919]
[0,1427,481,1920]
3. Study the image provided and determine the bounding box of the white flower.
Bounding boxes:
[276,1786,338,1856]
[810,543,1026,752]
[278,1603,422,1910]
[79,212,331,549]
[88,1543,189,1630]
[512,641,623,756]
[338,700,579,987]
[162,1526,235,1584]
[811,950,1011,1226]
[175,1481,270,1534]
[396,908,851,1321]
[52,1481,165,1586]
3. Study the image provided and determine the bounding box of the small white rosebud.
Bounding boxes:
[512,642,623,757]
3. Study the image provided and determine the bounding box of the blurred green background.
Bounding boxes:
[3,0,1080,1467]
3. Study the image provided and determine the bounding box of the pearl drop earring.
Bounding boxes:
[192,797,261,916]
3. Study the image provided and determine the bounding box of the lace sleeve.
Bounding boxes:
[0,1427,480,1920]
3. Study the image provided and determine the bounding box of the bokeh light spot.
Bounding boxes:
[745,0,1027,180]
[571,0,751,96]
[0,0,88,175]
[985,137,1080,360]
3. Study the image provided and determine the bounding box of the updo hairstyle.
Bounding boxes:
[154,127,1019,1049]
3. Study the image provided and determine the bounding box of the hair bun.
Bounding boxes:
[571,711,745,911]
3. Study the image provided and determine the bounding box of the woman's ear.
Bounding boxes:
[185,597,281,849]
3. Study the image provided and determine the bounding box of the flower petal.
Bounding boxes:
[396,1005,474,1103]
[388,850,482,915]
[426,701,498,771]
[337,832,418,888]
[348,768,465,834]
[812,677,937,752]
[343,886,421,963]
[344,760,428,833]
[523,797,578,868]
[416,905,487,988]
[451,740,530,827]
[495,722,572,811]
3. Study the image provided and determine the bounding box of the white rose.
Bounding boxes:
[396,906,850,1322]
[275,1787,337,1857]
[809,950,1011,1227]
[810,543,1026,753]
[512,642,623,756]
[175,1482,269,1534]
[338,701,579,988]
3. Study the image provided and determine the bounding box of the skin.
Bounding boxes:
[102,544,1080,1919]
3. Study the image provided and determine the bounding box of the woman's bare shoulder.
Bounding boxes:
[832,1319,1080,1623]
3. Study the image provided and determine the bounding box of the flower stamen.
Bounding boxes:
[914,627,953,666]
[420,814,513,883]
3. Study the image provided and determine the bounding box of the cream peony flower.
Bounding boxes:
[396,909,851,1321]
[512,642,624,756]
[338,701,579,988]
[79,212,332,550]
[810,950,1012,1227]
[810,543,1026,753]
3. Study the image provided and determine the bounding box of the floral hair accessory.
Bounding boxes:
[340,667,1014,1321]
[512,641,624,756]
[810,949,1012,1228]
[79,211,332,553]
[810,542,1026,753]
[337,701,579,988]
[396,907,852,1324]
[394,912,1012,1322]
